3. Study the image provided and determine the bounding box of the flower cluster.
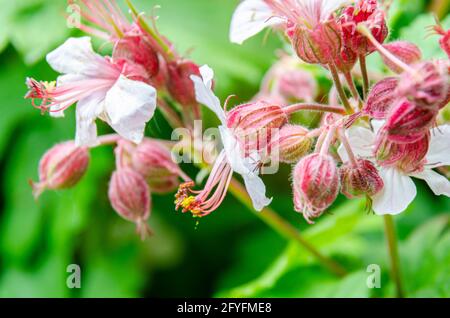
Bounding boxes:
[25,0,450,236]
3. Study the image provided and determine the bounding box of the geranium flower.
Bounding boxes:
[175,65,272,216]
[25,37,157,146]
[338,123,450,215]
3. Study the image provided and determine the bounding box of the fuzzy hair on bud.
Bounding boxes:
[166,60,201,106]
[108,168,152,240]
[363,77,399,119]
[340,159,384,199]
[272,125,312,164]
[292,153,340,224]
[381,41,422,74]
[292,20,343,65]
[31,142,90,198]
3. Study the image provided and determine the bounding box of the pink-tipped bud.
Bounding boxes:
[272,125,312,164]
[333,47,358,74]
[363,77,398,119]
[277,69,318,103]
[340,0,388,56]
[131,139,188,194]
[375,129,430,173]
[381,41,422,74]
[384,98,436,143]
[292,20,342,65]
[108,168,152,240]
[31,142,90,198]
[166,60,201,106]
[292,154,340,224]
[227,101,288,153]
[113,34,160,80]
[340,159,384,199]
[397,60,450,109]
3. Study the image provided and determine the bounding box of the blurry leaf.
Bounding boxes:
[388,0,426,39]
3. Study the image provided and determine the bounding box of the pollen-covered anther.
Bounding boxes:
[174,181,204,217]
[25,78,56,113]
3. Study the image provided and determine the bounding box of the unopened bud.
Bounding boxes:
[272,125,312,164]
[31,142,89,198]
[340,159,384,199]
[292,20,342,65]
[363,77,398,119]
[131,139,188,194]
[292,153,340,224]
[381,41,422,74]
[108,168,152,240]
[167,60,201,106]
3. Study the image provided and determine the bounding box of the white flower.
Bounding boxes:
[229,0,352,44]
[338,124,450,215]
[45,37,157,146]
[190,65,272,211]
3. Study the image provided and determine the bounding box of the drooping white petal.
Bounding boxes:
[229,0,284,44]
[412,169,450,197]
[75,91,106,146]
[338,126,375,162]
[46,37,105,75]
[104,75,157,144]
[426,125,450,168]
[372,167,417,215]
[190,65,226,124]
[243,173,272,211]
[219,125,249,175]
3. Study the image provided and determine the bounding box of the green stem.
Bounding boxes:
[228,178,347,277]
[284,103,346,115]
[328,64,354,114]
[383,215,405,298]
[344,72,363,110]
[359,54,370,100]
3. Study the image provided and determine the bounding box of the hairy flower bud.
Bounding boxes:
[396,60,449,109]
[363,77,398,119]
[340,159,384,198]
[108,168,152,239]
[381,41,422,74]
[292,20,342,65]
[167,60,201,106]
[292,154,340,223]
[385,98,437,143]
[375,129,430,173]
[31,142,90,198]
[131,139,188,194]
[434,24,450,59]
[340,0,388,55]
[333,46,358,74]
[272,125,312,164]
[277,68,318,103]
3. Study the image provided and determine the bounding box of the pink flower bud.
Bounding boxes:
[31,142,90,198]
[292,154,340,224]
[272,125,312,164]
[340,159,384,199]
[113,34,160,80]
[166,60,201,106]
[340,0,388,55]
[384,99,437,143]
[375,129,430,173]
[226,101,288,153]
[381,41,422,74]
[108,168,152,239]
[131,139,188,194]
[277,69,318,103]
[363,77,398,119]
[292,20,343,65]
[333,47,358,74]
[434,24,450,59]
[396,60,449,109]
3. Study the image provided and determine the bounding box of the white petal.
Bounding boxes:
[219,125,249,175]
[46,37,105,75]
[320,0,353,21]
[372,167,417,215]
[75,91,106,146]
[229,0,283,44]
[338,126,375,162]
[104,76,157,144]
[190,65,225,124]
[243,173,272,211]
[412,169,450,197]
[426,125,450,168]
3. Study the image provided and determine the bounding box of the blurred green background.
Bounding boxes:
[0,0,449,298]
